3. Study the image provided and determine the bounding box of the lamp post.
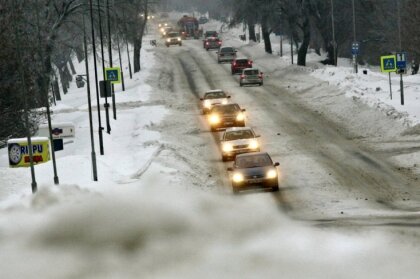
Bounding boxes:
[82,14,98,181]
[330,0,337,66]
[96,0,112,133]
[13,2,37,193]
[397,0,404,105]
[352,0,358,73]
[89,0,105,155]
[106,0,117,120]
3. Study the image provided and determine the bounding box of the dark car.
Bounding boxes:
[231,58,252,74]
[227,152,280,194]
[204,37,222,50]
[208,103,245,132]
[204,30,218,38]
[199,16,208,24]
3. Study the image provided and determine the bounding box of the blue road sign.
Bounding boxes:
[381,55,396,73]
[352,42,360,55]
[396,52,407,69]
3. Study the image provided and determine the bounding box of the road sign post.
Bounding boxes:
[396,52,407,106]
[352,42,359,73]
[381,55,396,100]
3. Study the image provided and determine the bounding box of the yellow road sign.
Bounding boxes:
[380,55,396,73]
[7,137,50,168]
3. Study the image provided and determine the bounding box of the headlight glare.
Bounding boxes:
[232,172,244,183]
[178,37,181,41]
[249,140,259,149]
[166,38,170,42]
[266,169,277,179]
[222,98,228,104]
[222,143,233,152]
[204,100,211,108]
[209,114,220,124]
[236,113,245,121]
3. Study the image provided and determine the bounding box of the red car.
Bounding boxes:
[204,37,222,50]
[231,58,253,74]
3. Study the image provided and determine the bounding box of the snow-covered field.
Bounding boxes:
[1,18,420,278]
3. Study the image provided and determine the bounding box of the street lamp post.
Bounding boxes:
[96,0,112,133]
[106,0,117,120]
[397,0,404,105]
[89,0,105,155]
[330,0,337,66]
[352,0,358,73]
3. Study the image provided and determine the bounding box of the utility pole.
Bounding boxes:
[117,35,125,91]
[352,0,358,73]
[397,0,404,105]
[96,0,111,133]
[122,9,133,79]
[107,0,117,120]
[83,14,98,181]
[36,0,59,185]
[89,0,105,155]
[330,0,337,66]
[13,2,37,193]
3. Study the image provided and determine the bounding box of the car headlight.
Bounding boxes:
[222,143,233,152]
[232,172,244,183]
[222,98,228,104]
[166,38,170,42]
[209,114,220,124]
[163,32,167,35]
[159,24,162,27]
[249,140,259,149]
[178,37,181,41]
[236,113,245,121]
[204,100,211,108]
[160,28,164,32]
[266,169,277,179]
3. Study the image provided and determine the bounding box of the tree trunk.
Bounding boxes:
[69,59,76,74]
[297,16,310,66]
[247,19,256,42]
[133,38,141,72]
[261,20,272,54]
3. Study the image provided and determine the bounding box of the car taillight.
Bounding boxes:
[218,41,222,44]
[206,42,209,45]
[233,62,236,66]
[240,75,245,79]
[258,74,263,78]
[248,61,252,65]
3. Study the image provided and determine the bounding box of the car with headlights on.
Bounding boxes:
[165,32,182,47]
[204,37,222,50]
[231,57,252,74]
[220,127,260,161]
[161,26,173,37]
[240,68,263,86]
[208,103,245,132]
[200,89,231,114]
[217,47,237,63]
[227,152,280,193]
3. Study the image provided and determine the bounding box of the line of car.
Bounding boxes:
[199,89,280,194]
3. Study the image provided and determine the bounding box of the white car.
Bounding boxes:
[217,47,237,63]
[200,89,231,114]
[239,68,263,86]
[220,127,260,161]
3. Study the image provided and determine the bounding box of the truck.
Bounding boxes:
[177,15,202,39]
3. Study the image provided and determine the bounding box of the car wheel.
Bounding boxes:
[206,48,209,51]
[166,44,169,47]
[211,126,216,132]
[222,155,228,162]
[232,186,240,194]
[272,185,279,192]
[260,82,263,86]
[239,82,243,87]
[179,43,182,46]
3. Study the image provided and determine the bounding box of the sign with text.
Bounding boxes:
[7,137,50,168]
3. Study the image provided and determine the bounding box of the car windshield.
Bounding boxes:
[212,104,240,114]
[206,31,217,37]
[225,130,254,140]
[168,33,179,37]
[236,59,249,64]
[204,91,226,99]
[221,47,234,53]
[244,70,259,75]
[236,154,273,168]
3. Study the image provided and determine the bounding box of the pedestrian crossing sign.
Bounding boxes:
[380,55,396,73]
[105,67,121,84]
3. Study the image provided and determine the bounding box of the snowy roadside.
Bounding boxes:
[1,21,420,278]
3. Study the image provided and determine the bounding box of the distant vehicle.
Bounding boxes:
[227,152,280,193]
[178,15,202,39]
[161,26,173,37]
[165,32,182,47]
[217,47,237,64]
[198,16,209,24]
[208,103,245,132]
[231,57,253,74]
[204,37,222,51]
[158,22,169,28]
[200,89,231,114]
[240,68,263,86]
[204,30,218,38]
[221,127,260,161]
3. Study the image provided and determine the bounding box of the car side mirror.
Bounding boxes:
[261,72,264,75]
[242,109,246,112]
[227,96,231,98]
[274,162,280,166]
[256,135,261,138]
[200,97,203,100]
[227,167,233,171]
